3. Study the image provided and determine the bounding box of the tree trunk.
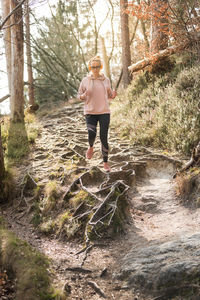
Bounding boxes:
[140,20,149,52]
[120,0,131,87]
[1,0,12,100]
[150,0,169,54]
[25,0,35,107]
[10,0,24,122]
[0,125,5,191]
[100,36,111,80]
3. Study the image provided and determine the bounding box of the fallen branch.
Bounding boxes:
[128,32,200,73]
[88,281,107,298]
[65,267,92,274]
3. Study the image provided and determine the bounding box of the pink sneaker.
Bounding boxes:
[103,162,111,172]
[86,147,93,159]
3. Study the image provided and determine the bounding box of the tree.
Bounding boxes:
[127,0,200,68]
[1,0,25,122]
[1,0,12,97]
[0,124,5,200]
[100,36,111,79]
[150,0,169,54]
[10,0,24,122]
[120,0,131,87]
[25,0,36,109]
[32,0,94,104]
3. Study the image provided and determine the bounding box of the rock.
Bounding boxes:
[115,232,200,297]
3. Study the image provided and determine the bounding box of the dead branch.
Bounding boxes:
[0,0,27,30]
[173,141,200,178]
[0,94,10,103]
[88,281,107,298]
[65,267,92,274]
[128,32,200,73]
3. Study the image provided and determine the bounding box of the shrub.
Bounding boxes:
[111,57,200,155]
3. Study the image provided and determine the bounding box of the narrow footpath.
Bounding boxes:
[3,101,200,299]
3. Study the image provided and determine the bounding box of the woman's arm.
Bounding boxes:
[106,78,117,99]
[77,80,87,100]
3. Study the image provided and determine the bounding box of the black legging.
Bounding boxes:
[85,114,110,162]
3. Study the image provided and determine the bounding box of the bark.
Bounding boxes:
[100,36,111,80]
[1,0,12,98]
[0,0,26,30]
[0,125,5,186]
[10,0,24,122]
[116,19,139,90]
[120,0,131,87]
[150,0,169,54]
[25,0,35,106]
[141,20,149,52]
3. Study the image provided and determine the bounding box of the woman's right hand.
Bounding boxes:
[81,89,92,100]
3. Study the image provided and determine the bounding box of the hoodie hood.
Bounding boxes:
[87,73,106,81]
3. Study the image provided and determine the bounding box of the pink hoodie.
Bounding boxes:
[77,74,115,115]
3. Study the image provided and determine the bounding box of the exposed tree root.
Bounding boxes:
[173,141,200,178]
[61,166,131,244]
[87,281,107,298]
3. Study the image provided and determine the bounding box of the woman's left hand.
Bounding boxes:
[112,90,117,98]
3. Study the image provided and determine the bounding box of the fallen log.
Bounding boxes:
[128,32,200,73]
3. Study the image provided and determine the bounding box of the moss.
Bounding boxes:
[6,121,29,160]
[42,181,60,213]
[55,211,81,239]
[39,219,55,235]
[31,202,42,226]
[59,211,71,227]
[69,190,96,208]
[0,220,60,300]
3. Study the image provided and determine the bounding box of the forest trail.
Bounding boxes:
[3,101,200,299]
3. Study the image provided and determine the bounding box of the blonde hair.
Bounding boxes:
[89,55,102,67]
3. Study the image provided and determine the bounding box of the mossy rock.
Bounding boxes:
[0,217,63,300]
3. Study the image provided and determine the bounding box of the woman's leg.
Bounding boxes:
[99,114,110,163]
[85,114,98,159]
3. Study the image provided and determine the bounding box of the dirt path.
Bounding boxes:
[3,101,200,299]
[132,166,200,242]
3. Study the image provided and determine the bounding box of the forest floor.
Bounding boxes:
[2,100,200,300]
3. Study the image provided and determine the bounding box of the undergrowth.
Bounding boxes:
[0,216,64,300]
[111,54,200,155]
[1,112,40,165]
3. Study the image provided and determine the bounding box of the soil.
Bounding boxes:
[2,101,200,300]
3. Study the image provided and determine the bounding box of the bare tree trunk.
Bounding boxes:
[0,125,5,190]
[100,36,111,80]
[1,0,12,102]
[120,0,131,87]
[10,0,24,122]
[150,0,169,54]
[140,20,149,52]
[25,0,35,107]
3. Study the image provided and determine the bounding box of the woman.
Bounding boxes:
[77,56,117,172]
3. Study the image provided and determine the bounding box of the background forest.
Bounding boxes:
[0,0,200,187]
